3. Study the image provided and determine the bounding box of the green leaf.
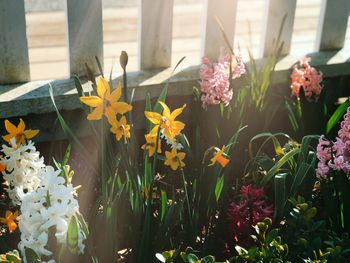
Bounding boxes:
[24,247,41,263]
[201,255,215,263]
[145,93,152,133]
[215,176,225,202]
[274,173,287,220]
[49,84,88,155]
[76,212,89,238]
[260,148,300,186]
[326,98,350,134]
[67,216,79,254]
[62,144,71,167]
[187,254,199,263]
[285,100,299,132]
[220,103,224,118]
[73,75,84,97]
[160,190,167,221]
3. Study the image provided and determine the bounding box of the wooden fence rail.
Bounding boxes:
[0,0,350,84]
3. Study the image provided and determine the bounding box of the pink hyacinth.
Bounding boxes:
[316,107,350,179]
[290,56,323,102]
[199,48,245,110]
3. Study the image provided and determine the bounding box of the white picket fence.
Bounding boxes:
[0,0,350,84]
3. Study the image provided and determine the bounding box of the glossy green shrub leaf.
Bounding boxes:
[326,98,350,134]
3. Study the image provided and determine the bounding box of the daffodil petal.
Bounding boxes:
[109,81,122,102]
[170,104,186,120]
[80,96,103,107]
[173,121,185,133]
[145,111,162,124]
[112,102,132,115]
[8,220,17,232]
[5,211,11,219]
[87,105,104,120]
[2,134,14,144]
[158,101,170,118]
[24,130,39,139]
[170,162,178,171]
[4,120,17,135]
[177,152,186,160]
[149,126,159,137]
[97,77,110,98]
[105,107,117,126]
[18,119,26,132]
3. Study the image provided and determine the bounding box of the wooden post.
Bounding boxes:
[66,0,104,76]
[261,0,297,57]
[201,0,238,60]
[315,0,350,51]
[138,0,174,70]
[0,0,30,84]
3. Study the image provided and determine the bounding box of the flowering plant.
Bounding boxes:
[316,106,350,233]
[0,119,87,262]
[290,57,323,102]
[199,48,245,109]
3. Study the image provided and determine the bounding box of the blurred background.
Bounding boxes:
[24,0,350,80]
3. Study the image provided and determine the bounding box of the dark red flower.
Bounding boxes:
[227,185,273,247]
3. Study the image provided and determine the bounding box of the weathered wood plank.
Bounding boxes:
[315,0,350,51]
[201,0,238,60]
[261,0,297,57]
[66,0,104,76]
[0,0,30,84]
[138,0,174,70]
[2,51,350,120]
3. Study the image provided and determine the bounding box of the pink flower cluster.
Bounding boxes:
[227,185,273,247]
[199,48,245,109]
[316,107,350,179]
[290,56,323,102]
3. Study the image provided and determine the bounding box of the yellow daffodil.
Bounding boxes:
[110,115,131,142]
[141,134,162,157]
[2,119,39,146]
[0,155,5,172]
[145,102,186,140]
[208,146,230,167]
[164,147,186,171]
[80,77,132,124]
[0,210,18,232]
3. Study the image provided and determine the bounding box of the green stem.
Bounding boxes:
[180,167,192,227]
[100,118,107,202]
[123,69,128,103]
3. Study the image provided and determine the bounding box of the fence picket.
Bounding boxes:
[315,0,350,51]
[261,0,297,57]
[201,0,238,60]
[139,0,174,70]
[66,0,104,76]
[0,0,30,84]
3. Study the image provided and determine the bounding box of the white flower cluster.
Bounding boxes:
[18,165,85,262]
[161,134,184,150]
[1,139,45,205]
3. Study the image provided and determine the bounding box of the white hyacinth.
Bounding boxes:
[1,138,45,205]
[18,165,85,262]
